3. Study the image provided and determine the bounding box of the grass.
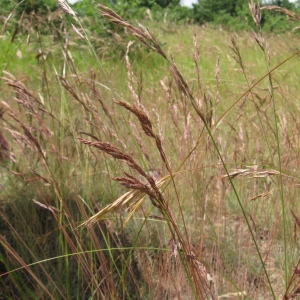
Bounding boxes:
[1,1,300,299]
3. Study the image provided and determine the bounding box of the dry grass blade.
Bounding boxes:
[33,199,59,213]
[229,35,245,73]
[80,174,171,228]
[1,11,13,35]
[169,56,206,124]
[222,167,280,179]
[218,291,247,299]
[114,174,157,200]
[3,126,35,153]
[2,71,32,96]
[80,71,112,120]
[116,101,155,139]
[71,23,85,40]
[250,191,272,201]
[78,138,163,203]
[2,72,56,124]
[125,41,139,103]
[78,138,129,160]
[123,197,145,227]
[0,131,9,161]
[116,100,171,181]
[169,55,193,99]
[58,76,90,112]
[98,4,167,59]
[30,168,50,184]
[57,0,77,18]
[94,9,211,295]
[80,189,144,228]
[249,0,261,29]
[283,261,300,299]
[8,112,46,159]
[98,4,208,131]
[291,211,300,228]
[261,6,300,22]
[192,31,202,94]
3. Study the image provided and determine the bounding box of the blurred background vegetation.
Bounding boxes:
[1,0,300,35]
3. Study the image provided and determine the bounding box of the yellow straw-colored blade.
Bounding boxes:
[80,173,176,228]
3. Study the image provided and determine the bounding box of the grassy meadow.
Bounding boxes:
[1,2,300,299]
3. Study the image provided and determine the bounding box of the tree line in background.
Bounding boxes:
[1,0,300,37]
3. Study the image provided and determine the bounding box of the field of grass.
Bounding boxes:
[1,2,300,299]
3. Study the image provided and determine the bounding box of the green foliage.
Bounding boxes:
[259,0,296,33]
[120,0,180,8]
[0,0,65,38]
[154,0,180,8]
[192,0,297,32]
[193,0,245,24]
[261,11,294,32]
[192,0,256,30]
[1,0,298,35]
[271,0,294,9]
[18,0,57,15]
[0,0,58,17]
[0,0,16,17]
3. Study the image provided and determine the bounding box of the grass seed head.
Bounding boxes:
[57,0,77,18]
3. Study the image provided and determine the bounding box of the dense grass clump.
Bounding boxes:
[1,1,300,299]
